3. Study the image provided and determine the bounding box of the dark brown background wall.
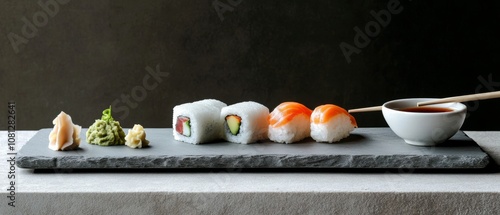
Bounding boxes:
[1,0,499,130]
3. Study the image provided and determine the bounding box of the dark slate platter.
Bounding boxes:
[16,128,490,169]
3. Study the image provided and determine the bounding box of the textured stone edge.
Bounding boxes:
[16,153,490,169]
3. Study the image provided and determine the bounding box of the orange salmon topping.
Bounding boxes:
[311,104,357,126]
[269,102,313,127]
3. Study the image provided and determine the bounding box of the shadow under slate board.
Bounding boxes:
[16,128,490,170]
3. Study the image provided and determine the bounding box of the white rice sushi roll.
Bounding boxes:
[172,99,227,144]
[310,104,357,143]
[221,101,269,144]
[268,102,312,143]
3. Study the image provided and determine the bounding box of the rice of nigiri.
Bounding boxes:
[310,104,357,143]
[268,102,312,143]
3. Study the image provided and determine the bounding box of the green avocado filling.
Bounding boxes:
[225,115,241,135]
[86,106,126,146]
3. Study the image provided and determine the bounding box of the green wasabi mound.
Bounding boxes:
[86,106,125,146]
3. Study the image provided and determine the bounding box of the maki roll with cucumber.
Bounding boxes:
[172,99,227,144]
[221,101,269,144]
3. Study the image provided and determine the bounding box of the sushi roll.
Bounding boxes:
[268,102,313,143]
[310,104,357,143]
[172,99,227,144]
[221,101,269,144]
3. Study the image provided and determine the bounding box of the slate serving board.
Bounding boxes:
[16,128,490,169]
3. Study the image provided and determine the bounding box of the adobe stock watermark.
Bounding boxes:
[340,0,408,64]
[181,168,243,213]
[382,74,500,179]
[182,146,267,213]
[111,64,169,121]
[7,0,71,54]
[213,0,243,21]
[467,74,500,115]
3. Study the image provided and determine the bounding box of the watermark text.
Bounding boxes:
[340,0,406,63]
[112,64,169,120]
[6,101,17,207]
[7,0,71,54]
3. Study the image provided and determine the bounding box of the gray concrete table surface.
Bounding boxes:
[1,130,500,215]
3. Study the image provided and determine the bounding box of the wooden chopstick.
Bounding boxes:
[348,91,500,113]
[348,106,382,113]
[417,91,500,106]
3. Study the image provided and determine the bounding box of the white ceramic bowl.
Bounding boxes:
[382,98,467,146]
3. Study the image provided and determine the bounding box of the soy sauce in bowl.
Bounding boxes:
[382,98,467,146]
[398,107,453,113]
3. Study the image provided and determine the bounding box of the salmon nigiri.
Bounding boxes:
[268,102,313,143]
[310,104,357,143]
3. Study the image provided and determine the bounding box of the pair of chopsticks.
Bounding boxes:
[348,91,500,113]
